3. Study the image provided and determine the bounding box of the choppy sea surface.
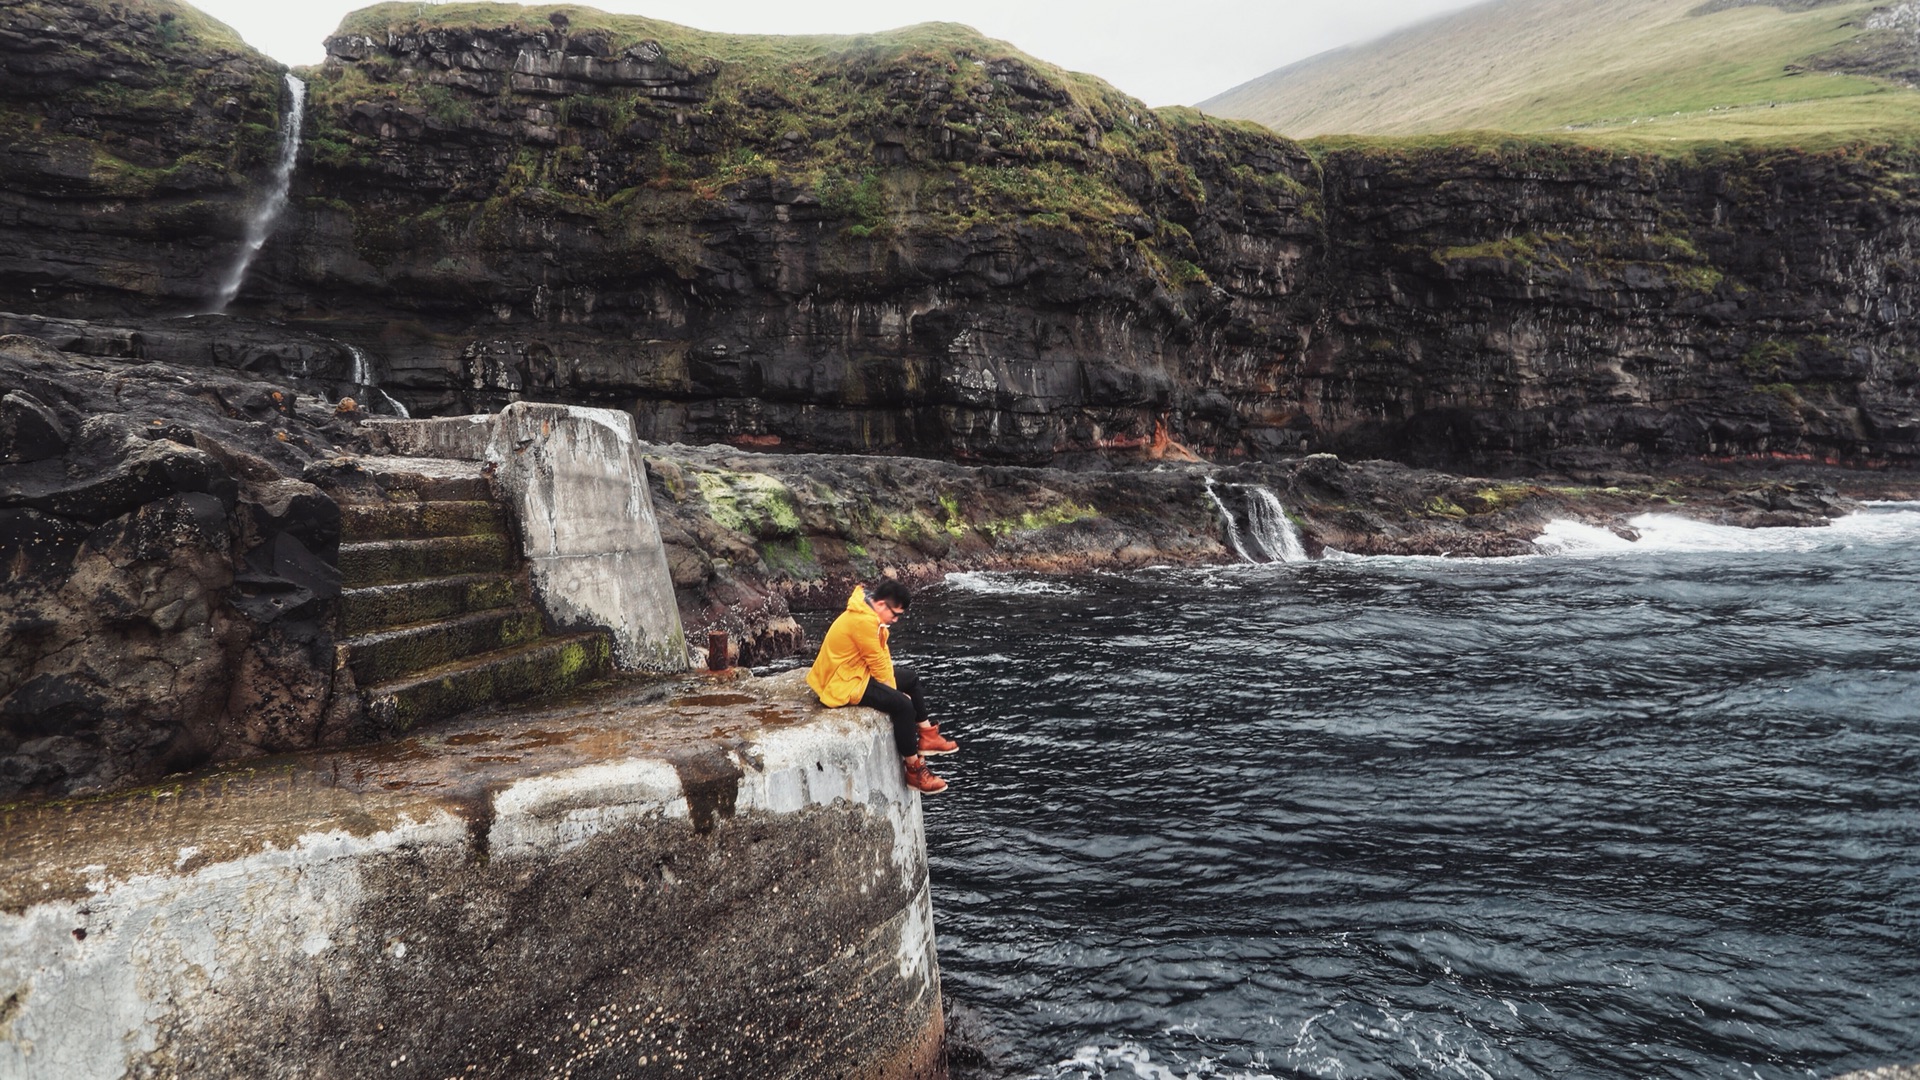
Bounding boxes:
[899,507,1920,1080]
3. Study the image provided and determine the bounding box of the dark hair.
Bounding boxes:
[869,579,912,610]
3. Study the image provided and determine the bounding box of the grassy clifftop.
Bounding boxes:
[303,3,1313,299]
[1200,0,1920,147]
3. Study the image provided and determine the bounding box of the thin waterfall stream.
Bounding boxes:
[209,74,305,314]
[347,344,411,418]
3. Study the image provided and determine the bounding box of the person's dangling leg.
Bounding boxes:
[860,677,948,794]
[892,666,957,755]
[859,679,921,758]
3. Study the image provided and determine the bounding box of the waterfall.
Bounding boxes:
[1206,480,1308,564]
[346,344,411,418]
[209,74,306,314]
[1205,478,1252,561]
[1243,486,1307,563]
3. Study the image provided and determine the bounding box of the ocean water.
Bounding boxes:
[903,507,1920,1080]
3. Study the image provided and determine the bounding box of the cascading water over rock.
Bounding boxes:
[209,74,305,314]
[347,344,411,417]
[1206,478,1307,563]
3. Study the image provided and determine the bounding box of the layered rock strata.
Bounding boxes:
[242,9,1920,474]
[2,321,1892,798]
[0,0,287,312]
[8,2,1920,474]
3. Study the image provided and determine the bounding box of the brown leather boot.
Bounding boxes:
[903,757,948,795]
[918,723,958,756]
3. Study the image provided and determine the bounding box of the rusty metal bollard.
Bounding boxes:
[707,630,729,671]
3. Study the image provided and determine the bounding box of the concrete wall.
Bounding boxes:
[369,403,688,672]
[0,671,944,1079]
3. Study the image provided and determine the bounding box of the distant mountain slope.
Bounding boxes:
[1199,0,1920,143]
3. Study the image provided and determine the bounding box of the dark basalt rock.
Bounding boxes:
[0,332,369,799]
[641,440,1872,664]
[0,389,66,463]
[0,320,1887,800]
[7,3,1920,476]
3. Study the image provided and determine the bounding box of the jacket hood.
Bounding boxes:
[844,585,875,616]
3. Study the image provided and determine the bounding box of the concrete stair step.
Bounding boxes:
[341,457,493,503]
[342,605,547,686]
[337,574,522,637]
[340,500,507,544]
[339,534,516,589]
[362,632,613,735]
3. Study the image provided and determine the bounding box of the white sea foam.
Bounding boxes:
[1535,507,1920,557]
[1047,1040,1281,1080]
[942,570,1079,596]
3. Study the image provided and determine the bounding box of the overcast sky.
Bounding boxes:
[186,0,1487,107]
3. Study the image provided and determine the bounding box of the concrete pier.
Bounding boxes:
[0,671,944,1079]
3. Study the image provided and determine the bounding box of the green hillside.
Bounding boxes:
[1199,0,1920,146]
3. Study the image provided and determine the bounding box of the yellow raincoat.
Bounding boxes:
[807,586,895,706]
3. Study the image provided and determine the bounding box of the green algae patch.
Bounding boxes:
[1460,483,1542,514]
[937,493,967,537]
[1742,338,1801,377]
[977,501,1100,539]
[1432,232,1573,270]
[693,471,803,538]
[1427,229,1730,296]
[1546,483,1683,505]
[759,536,822,578]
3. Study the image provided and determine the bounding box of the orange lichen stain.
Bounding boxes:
[749,706,803,728]
[446,731,505,746]
[670,694,757,708]
[510,728,575,748]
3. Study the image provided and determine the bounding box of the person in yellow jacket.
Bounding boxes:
[807,580,957,794]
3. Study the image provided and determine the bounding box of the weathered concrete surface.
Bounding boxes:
[0,669,943,1079]
[368,403,688,672]
[1835,1068,1920,1080]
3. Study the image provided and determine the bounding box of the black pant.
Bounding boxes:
[859,666,928,759]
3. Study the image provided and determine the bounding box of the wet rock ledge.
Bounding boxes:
[0,669,945,1080]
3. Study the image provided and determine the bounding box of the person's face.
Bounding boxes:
[872,597,904,626]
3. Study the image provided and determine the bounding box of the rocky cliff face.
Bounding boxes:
[0,0,287,313]
[6,3,1919,474]
[1310,141,1920,471]
[12,1,1920,801]
[251,9,1320,467]
[0,311,1887,800]
[0,330,374,798]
